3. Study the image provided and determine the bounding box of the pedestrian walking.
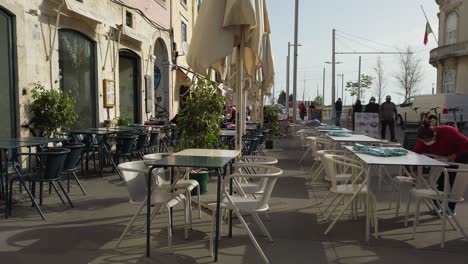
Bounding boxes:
[335,98,342,126]
[379,95,398,142]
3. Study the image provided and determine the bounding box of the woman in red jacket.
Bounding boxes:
[414,121,468,212]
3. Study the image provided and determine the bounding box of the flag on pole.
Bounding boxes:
[424,22,433,45]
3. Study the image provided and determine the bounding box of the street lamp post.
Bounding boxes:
[286,42,301,119]
[324,61,342,113]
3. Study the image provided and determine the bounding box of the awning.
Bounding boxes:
[121,25,148,43]
[64,0,109,25]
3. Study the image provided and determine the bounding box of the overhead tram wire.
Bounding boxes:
[335,29,398,51]
[336,33,384,53]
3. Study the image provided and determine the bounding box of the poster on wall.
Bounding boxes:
[355,112,380,138]
[103,79,115,108]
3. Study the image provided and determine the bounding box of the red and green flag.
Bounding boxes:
[424,22,433,45]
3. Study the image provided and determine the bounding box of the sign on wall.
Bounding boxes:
[103,79,116,108]
[355,112,380,138]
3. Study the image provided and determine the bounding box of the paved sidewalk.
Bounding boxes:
[0,135,468,263]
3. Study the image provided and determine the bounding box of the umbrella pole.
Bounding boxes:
[235,27,245,150]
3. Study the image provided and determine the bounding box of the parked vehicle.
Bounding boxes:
[397,94,468,127]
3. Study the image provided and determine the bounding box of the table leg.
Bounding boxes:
[214,168,223,262]
[365,166,371,242]
[100,138,104,177]
[229,163,233,238]
[147,166,156,257]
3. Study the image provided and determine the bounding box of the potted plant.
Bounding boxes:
[29,83,77,137]
[176,79,224,195]
[263,105,281,149]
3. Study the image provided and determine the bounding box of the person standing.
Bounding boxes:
[352,99,362,130]
[380,95,398,142]
[365,97,379,113]
[335,98,343,126]
[299,102,306,121]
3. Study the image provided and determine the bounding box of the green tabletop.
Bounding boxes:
[146,155,233,169]
[0,140,43,149]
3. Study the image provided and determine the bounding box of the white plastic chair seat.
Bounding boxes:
[215,196,269,213]
[409,188,463,203]
[325,173,352,182]
[334,184,368,194]
[237,182,263,195]
[393,176,415,185]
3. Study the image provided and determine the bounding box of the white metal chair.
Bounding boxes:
[321,154,377,235]
[143,153,202,222]
[114,161,189,252]
[404,164,468,247]
[391,154,448,217]
[209,164,283,264]
[235,156,279,196]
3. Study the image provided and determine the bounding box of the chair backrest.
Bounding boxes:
[315,137,335,151]
[242,137,259,156]
[134,132,148,151]
[118,161,150,203]
[115,135,137,155]
[306,137,318,159]
[230,164,283,209]
[142,153,172,186]
[36,148,70,180]
[62,143,85,170]
[322,154,365,192]
[147,131,160,147]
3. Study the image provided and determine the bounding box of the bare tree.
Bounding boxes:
[373,56,386,104]
[394,46,424,100]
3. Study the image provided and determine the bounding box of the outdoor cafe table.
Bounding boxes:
[343,145,448,242]
[145,149,240,261]
[327,134,381,144]
[317,127,351,133]
[69,129,130,177]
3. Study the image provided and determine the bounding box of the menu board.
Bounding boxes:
[355,112,380,138]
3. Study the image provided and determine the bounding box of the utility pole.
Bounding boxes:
[302,79,306,102]
[357,56,362,100]
[331,29,336,119]
[286,50,290,114]
[322,67,325,105]
[341,73,344,100]
[292,0,299,121]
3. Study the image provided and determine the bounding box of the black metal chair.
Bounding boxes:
[62,143,86,195]
[242,137,260,156]
[9,148,71,220]
[110,135,137,165]
[132,132,148,159]
[145,131,160,153]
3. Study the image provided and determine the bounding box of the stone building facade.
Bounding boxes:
[431,0,468,94]
[0,0,199,138]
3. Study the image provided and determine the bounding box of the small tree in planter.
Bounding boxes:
[176,79,224,194]
[263,105,281,149]
[29,83,78,137]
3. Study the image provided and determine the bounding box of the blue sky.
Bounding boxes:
[267,0,440,105]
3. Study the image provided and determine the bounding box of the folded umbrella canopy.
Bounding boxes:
[187,0,273,150]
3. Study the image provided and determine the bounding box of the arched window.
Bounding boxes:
[58,29,97,128]
[443,68,456,93]
[445,12,458,45]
